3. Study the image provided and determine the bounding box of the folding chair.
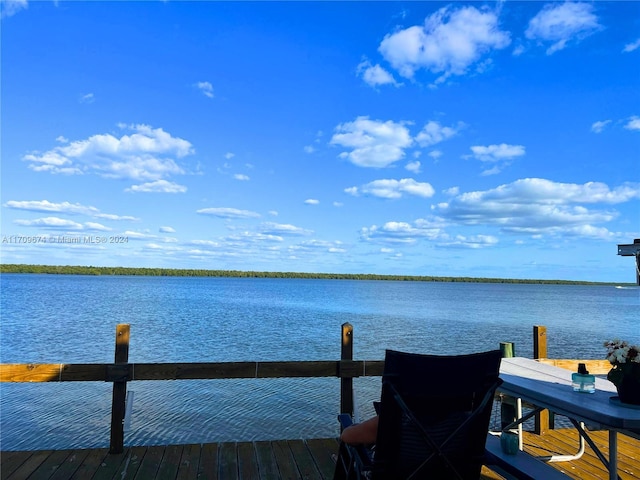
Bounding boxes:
[334,349,503,480]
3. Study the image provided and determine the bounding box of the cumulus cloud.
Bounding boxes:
[233,174,250,181]
[378,5,510,84]
[434,178,640,237]
[23,124,194,188]
[304,199,320,205]
[330,116,413,168]
[623,38,640,53]
[405,161,421,173]
[470,144,525,162]
[195,81,214,98]
[468,143,525,175]
[14,216,110,232]
[1,0,28,18]
[4,200,138,220]
[196,207,261,219]
[591,120,611,133]
[525,2,601,55]
[361,218,447,245]
[126,180,187,193]
[259,222,312,236]
[624,116,640,131]
[159,226,176,233]
[346,178,435,199]
[357,59,400,87]
[415,120,461,147]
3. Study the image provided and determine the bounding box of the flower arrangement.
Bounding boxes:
[604,339,640,405]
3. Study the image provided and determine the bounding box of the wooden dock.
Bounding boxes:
[2,430,639,479]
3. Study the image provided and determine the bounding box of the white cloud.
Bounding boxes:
[591,120,611,133]
[361,218,446,245]
[525,2,601,55]
[428,150,443,160]
[415,120,461,147]
[624,116,640,131]
[470,144,525,162]
[304,199,319,205]
[195,81,214,98]
[378,5,510,83]
[79,93,95,104]
[126,180,187,193]
[303,145,316,154]
[196,207,261,219]
[357,60,399,87]
[1,0,28,18]
[438,234,499,249]
[259,222,312,236]
[346,178,435,199]
[405,161,421,173]
[56,136,68,143]
[435,178,640,236]
[13,216,110,231]
[225,152,235,159]
[159,226,176,233]
[623,38,640,53]
[469,143,525,174]
[23,124,194,184]
[330,116,413,168]
[4,200,138,220]
[333,202,343,207]
[233,174,250,181]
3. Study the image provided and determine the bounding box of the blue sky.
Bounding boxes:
[1,1,639,282]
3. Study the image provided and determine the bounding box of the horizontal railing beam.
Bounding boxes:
[0,360,386,383]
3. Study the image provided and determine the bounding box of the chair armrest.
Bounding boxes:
[338,413,354,431]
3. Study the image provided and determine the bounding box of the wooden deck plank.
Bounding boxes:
[217,442,238,479]
[117,445,148,480]
[1,450,31,479]
[69,448,110,480]
[197,442,218,480]
[4,450,53,480]
[305,438,338,480]
[48,449,91,480]
[287,440,322,480]
[133,445,164,479]
[25,449,70,480]
[272,440,299,479]
[237,441,259,479]
[175,444,201,480]
[154,444,184,480]
[254,440,280,480]
[91,448,129,480]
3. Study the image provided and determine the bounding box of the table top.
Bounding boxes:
[499,357,640,430]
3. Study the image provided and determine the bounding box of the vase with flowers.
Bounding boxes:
[604,339,640,405]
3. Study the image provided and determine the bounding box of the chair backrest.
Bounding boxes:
[372,349,502,480]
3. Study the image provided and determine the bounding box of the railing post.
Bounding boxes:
[500,342,517,430]
[533,325,552,434]
[109,324,130,454]
[340,323,354,416]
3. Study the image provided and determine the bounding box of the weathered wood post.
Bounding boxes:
[340,323,354,417]
[533,325,552,434]
[500,342,517,430]
[109,324,130,454]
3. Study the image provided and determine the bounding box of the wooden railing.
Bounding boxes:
[0,323,611,452]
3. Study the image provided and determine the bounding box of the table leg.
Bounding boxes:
[609,430,617,480]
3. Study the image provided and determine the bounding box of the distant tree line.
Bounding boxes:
[0,263,625,285]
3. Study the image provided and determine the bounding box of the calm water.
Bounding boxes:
[1,274,638,451]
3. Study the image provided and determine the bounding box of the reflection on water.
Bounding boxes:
[1,275,637,450]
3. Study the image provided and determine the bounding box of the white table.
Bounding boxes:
[499,357,640,480]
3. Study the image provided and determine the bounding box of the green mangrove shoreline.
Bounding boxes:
[0,264,631,286]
